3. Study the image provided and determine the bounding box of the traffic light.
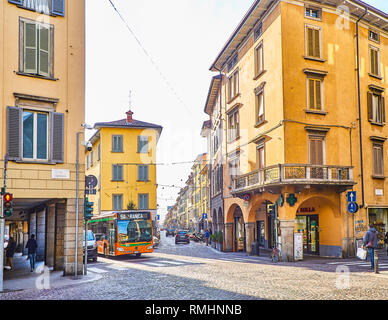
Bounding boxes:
[3,193,13,217]
[84,197,94,221]
[267,204,276,218]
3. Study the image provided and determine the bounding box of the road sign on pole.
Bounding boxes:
[347,202,359,214]
[347,191,356,203]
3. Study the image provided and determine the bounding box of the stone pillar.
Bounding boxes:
[46,204,56,268]
[280,219,295,262]
[29,212,37,237]
[245,222,255,255]
[63,198,84,276]
[36,209,46,261]
[55,203,65,271]
[224,223,233,252]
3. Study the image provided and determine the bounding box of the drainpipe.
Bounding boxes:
[356,9,368,209]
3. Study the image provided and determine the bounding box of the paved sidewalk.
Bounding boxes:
[2,254,102,293]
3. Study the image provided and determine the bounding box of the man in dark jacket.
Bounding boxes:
[6,237,16,270]
[363,225,378,270]
[26,234,38,272]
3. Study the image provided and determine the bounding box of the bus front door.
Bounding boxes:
[108,229,116,255]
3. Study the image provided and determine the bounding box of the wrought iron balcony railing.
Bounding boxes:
[232,164,354,193]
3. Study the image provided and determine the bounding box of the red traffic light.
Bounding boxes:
[4,193,12,202]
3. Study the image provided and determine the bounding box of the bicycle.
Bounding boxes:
[271,242,282,262]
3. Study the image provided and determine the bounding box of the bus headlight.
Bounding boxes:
[117,247,124,252]
[147,245,153,250]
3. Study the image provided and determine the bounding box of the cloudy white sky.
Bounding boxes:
[85,0,387,222]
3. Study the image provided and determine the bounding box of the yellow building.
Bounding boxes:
[0,0,86,275]
[204,0,388,259]
[85,110,162,226]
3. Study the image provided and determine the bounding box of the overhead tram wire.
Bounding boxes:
[107,0,192,115]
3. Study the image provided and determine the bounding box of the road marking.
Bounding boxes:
[162,261,184,265]
[88,267,109,273]
[142,262,166,267]
[105,265,128,270]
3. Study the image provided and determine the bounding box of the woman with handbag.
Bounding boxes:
[363,225,378,270]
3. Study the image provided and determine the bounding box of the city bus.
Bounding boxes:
[88,211,154,257]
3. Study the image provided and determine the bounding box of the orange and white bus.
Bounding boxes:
[88,211,154,257]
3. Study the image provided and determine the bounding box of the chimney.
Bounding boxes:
[126,110,134,123]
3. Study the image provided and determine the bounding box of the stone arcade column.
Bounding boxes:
[245,222,255,255]
[224,223,233,252]
[279,219,295,262]
[46,204,56,268]
[55,203,65,271]
[36,209,46,261]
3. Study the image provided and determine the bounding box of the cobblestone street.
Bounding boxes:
[1,232,388,300]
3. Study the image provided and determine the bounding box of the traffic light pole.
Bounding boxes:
[0,192,4,293]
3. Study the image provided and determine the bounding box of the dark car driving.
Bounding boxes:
[175,230,190,244]
[166,228,176,237]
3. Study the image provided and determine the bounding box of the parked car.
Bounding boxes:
[83,230,97,262]
[175,230,190,244]
[166,229,176,237]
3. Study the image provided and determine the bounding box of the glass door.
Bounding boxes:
[257,221,265,247]
[307,215,319,255]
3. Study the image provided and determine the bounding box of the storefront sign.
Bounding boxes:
[294,233,303,261]
[286,194,298,207]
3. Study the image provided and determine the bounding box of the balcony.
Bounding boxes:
[232,164,355,195]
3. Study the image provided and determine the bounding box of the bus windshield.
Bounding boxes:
[117,219,152,243]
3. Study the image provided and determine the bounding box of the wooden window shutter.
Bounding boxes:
[39,25,50,77]
[51,112,64,163]
[381,96,386,123]
[24,22,38,74]
[367,92,373,122]
[316,140,323,165]
[307,28,314,57]
[52,0,65,16]
[7,107,22,161]
[309,79,315,109]
[309,140,316,164]
[314,29,320,57]
[315,80,322,110]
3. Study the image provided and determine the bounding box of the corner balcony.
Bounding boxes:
[232,164,355,196]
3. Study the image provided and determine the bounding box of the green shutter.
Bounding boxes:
[24,22,38,74]
[7,107,22,161]
[39,25,50,77]
[51,112,64,163]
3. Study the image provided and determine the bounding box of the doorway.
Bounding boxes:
[233,206,245,252]
[256,221,265,247]
[295,215,320,255]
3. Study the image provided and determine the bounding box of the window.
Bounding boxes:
[19,19,54,78]
[305,7,322,20]
[254,24,263,41]
[112,165,123,181]
[257,144,265,170]
[112,135,123,152]
[138,165,149,181]
[9,0,65,16]
[256,90,265,124]
[255,42,264,77]
[309,135,325,166]
[373,143,384,177]
[307,78,323,111]
[368,91,385,125]
[369,30,380,43]
[305,25,322,59]
[228,70,239,102]
[227,55,238,73]
[138,136,149,153]
[229,154,240,187]
[113,194,123,211]
[228,110,239,141]
[22,111,48,161]
[369,46,380,77]
[138,194,149,210]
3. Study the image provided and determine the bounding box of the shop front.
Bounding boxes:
[233,206,245,252]
[294,214,320,256]
[368,208,388,249]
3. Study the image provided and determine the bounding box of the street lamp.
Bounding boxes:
[74,123,93,278]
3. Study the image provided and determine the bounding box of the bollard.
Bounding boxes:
[374,250,379,274]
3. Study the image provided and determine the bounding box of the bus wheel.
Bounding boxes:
[136,253,141,258]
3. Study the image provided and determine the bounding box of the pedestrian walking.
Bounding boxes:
[204,229,210,246]
[26,234,38,272]
[363,224,378,270]
[385,231,388,255]
[5,236,16,271]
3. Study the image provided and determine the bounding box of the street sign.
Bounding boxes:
[202,213,207,220]
[347,191,356,203]
[85,175,98,189]
[347,202,359,214]
[85,189,97,195]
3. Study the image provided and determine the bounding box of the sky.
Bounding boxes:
[85,0,388,223]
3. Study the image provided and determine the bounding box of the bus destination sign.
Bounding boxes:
[118,212,150,220]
